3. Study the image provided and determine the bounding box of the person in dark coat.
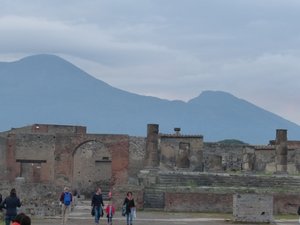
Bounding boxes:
[1,188,21,225]
[91,187,104,224]
[123,191,135,225]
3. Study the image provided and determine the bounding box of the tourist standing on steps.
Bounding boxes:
[71,188,80,211]
[59,186,73,225]
[123,191,135,225]
[91,187,104,225]
[73,188,80,206]
[0,188,21,225]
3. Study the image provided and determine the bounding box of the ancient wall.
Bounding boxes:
[203,143,254,172]
[287,149,300,174]
[160,135,203,171]
[0,124,130,197]
[203,142,300,174]
[6,124,86,135]
[2,124,300,216]
[273,194,300,214]
[14,133,55,183]
[165,192,232,212]
[254,148,276,172]
[128,136,146,184]
[139,185,300,214]
[0,180,61,217]
[251,147,300,174]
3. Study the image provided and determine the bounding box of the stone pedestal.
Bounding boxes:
[233,194,273,223]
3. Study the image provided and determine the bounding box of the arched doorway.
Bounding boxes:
[73,141,112,196]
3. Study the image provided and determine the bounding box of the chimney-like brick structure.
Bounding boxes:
[174,128,181,136]
[145,124,159,168]
[275,129,288,173]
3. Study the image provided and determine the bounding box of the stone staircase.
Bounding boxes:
[69,199,92,219]
[140,171,300,210]
[143,188,165,209]
[157,171,300,189]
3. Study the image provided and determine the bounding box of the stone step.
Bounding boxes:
[143,189,165,209]
[157,173,300,189]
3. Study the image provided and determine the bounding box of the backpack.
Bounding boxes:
[64,192,71,206]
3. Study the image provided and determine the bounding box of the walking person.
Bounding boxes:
[108,190,112,200]
[105,201,115,225]
[123,192,135,225]
[0,188,21,225]
[72,189,79,207]
[91,187,104,225]
[59,186,73,225]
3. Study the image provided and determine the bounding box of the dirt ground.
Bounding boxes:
[2,200,299,225]
[31,211,299,225]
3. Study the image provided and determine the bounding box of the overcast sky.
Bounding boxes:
[1,0,300,125]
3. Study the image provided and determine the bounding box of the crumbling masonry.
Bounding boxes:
[0,123,300,218]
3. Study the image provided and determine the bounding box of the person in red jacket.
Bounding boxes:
[105,201,115,225]
[12,213,31,225]
[12,213,25,225]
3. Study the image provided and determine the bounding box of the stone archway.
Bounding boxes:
[73,140,112,195]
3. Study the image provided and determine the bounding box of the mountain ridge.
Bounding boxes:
[1,54,299,144]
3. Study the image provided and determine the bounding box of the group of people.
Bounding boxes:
[60,186,136,225]
[0,186,135,225]
[0,188,31,225]
[90,188,136,225]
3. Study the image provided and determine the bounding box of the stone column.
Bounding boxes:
[144,124,160,168]
[275,129,288,173]
[6,133,19,181]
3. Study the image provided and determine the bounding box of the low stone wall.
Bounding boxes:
[138,170,300,214]
[274,194,300,214]
[1,180,62,217]
[160,191,300,215]
[164,192,232,213]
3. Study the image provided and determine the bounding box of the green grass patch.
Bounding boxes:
[274,214,299,220]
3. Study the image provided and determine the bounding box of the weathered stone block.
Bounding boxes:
[233,194,273,223]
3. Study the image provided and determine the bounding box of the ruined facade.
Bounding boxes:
[1,123,300,216]
[0,124,129,196]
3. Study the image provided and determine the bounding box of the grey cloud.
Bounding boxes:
[0,0,300,124]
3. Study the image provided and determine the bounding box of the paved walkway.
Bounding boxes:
[33,215,300,225]
[30,200,300,225]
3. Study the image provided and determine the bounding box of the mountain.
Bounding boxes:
[1,54,300,144]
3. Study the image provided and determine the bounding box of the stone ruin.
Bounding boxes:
[233,194,273,223]
[0,123,300,220]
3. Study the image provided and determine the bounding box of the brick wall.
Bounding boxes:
[164,192,232,212]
